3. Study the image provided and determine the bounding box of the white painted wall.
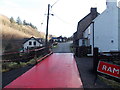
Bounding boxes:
[83,24,93,55]
[23,38,42,50]
[118,8,120,50]
[83,24,93,46]
[93,1,118,52]
[81,0,120,54]
[59,39,62,42]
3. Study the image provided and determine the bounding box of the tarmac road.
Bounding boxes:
[75,57,113,89]
[52,41,113,89]
[52,41,72,53]
[3,41,113,89]
[2,65,34,88]
[2,41,72,88]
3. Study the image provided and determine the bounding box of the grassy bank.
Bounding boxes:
[1,14,45,53]
[98,75,120,90]
[2,56,43,73]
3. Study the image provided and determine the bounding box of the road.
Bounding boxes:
[3,41,112,89]
[52,41,113,89]
[52,41,72,53]
[2,41,73,88]
[5,53,83,88]
[75,57,113,89]
[2,65,34,88]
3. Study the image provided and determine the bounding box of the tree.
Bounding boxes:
[23,20,27,25]
[23,20,37,29]
[29,22,37,29]
[16,17,22,25]
[10,17,15,23]
[34,26,37,29]
[29,22,33,27]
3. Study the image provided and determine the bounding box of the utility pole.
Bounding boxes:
[45,4,50,47]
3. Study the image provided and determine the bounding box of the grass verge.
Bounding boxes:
[2,56,43,73]
[98,75,120,90]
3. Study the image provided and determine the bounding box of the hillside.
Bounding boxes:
[1,14,45,52]
[1,14,45,39]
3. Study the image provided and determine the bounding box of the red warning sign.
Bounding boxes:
[97,61,120,78]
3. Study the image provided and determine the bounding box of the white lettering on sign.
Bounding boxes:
[97,61,120,78]
[102,65,120,74]
[102,65,107,71]
[113,68,119,74]
[107,67,112,73]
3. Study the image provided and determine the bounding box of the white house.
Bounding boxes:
[83,24,94,55]
[23,37,43,51]
[83,0,120,55]
[94,0,119,52]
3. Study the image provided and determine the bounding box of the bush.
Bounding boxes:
[8,62,20,69]
[5,43,12,50]
[20,62,27,67]
[26,59,36,65]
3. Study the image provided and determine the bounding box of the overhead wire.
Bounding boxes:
[41,0,75,32]
[50,9,75,25]
[41,0,60,25]
[51,0,60,8]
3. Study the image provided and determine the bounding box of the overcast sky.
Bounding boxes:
[0,0,119,37]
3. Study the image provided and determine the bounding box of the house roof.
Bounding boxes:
[73,32,77,41]
[52,37,58,39]
[23,36,42,44]
[51,36,64,39]
[57,36,63,39]
[75,8,99,40]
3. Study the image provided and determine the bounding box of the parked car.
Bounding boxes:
[53,42,58,46]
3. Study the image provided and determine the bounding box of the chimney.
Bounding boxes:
[118,1,120,8]
[90,8,98,20]
[90,8,97,13]
[106,0,117,9]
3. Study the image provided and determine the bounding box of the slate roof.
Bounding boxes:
[75,8,99,40]
[23,36,42,44]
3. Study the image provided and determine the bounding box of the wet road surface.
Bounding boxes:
[52,41,72,53]
[4,53,83,88]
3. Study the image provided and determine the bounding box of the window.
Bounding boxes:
[82,40,85,46]
[29,41,32,45]
[34,41,36,45]
[88,27,91,35]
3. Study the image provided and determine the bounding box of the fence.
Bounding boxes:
[73,46,91,57]
[93,48,120,82]
[2,47,50,62]
[1,46,52,72]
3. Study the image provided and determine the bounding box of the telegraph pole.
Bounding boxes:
[45,4,50,47]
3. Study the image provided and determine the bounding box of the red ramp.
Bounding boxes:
[4,53,83,88]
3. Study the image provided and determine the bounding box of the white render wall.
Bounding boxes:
[88,24,93,54]
[94,5,118,52]
[83,24,93,55]
[118,8,120,50]
[84,24,93,47]
[23,38,42,50]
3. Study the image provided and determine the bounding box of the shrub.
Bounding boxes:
[26,59,36,65]
[8,62,20,69]
[20,62,27,67]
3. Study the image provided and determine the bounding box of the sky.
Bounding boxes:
[0,0,119,37]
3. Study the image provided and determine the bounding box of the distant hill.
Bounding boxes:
[1,14,45,40]
[1,14,46,52]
